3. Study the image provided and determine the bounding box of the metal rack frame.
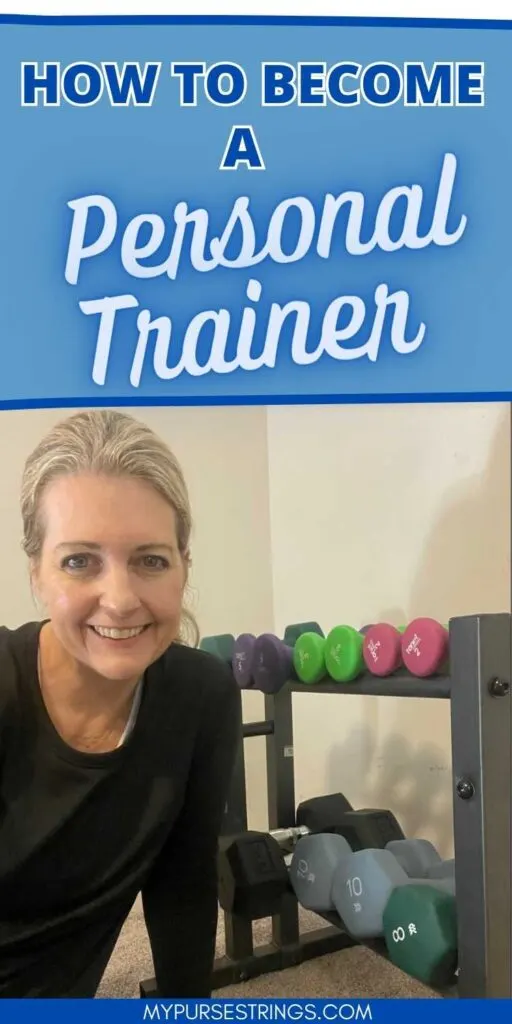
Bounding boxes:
[140,613,511,999]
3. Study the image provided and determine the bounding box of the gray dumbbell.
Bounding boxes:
[332,848,409,938]
[289,833,352,911]
[426,857,455,881]
[332,848,455,940]
[387,838,455,884]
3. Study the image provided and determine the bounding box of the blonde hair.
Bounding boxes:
[20,408,199,646]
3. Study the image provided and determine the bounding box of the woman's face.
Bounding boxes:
[32,472,187,683]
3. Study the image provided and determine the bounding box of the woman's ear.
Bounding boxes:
[182,549,191,590]
[29,558,42,608]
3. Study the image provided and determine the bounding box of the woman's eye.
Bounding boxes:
[141,554,169,571]
[62,554,91,572]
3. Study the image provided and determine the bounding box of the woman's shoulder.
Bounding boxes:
[0,620,42,662]
[0,620,41,713]
[158,640,238,704]
[164,640,235,681]
[0,620,42,645]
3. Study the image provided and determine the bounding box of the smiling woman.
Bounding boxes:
[0,409,239,999]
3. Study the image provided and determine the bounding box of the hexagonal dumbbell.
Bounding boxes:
[332,848,410,938]
[383,882,458,987]
[331,847,455,940]
[289,832,353,911]
[217,831,290,918]
[386,838,454,886]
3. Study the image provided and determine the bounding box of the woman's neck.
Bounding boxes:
[37,622,141,753]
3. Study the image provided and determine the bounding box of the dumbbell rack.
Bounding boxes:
[140,613,511,1000]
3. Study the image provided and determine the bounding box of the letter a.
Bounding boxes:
[219,125,265,170]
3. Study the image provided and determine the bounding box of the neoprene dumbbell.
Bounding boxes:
[233,622,324,692]
[289,832,353,911]
[253,622,324,693]
[386,838,455,883]
[228,797,403,916]
[324,624,366,682]
[295,624,372,685]
[426,858,455,881]
[293,632,327,684]
[401,618,449,677]
[252,633,298,693]
[331,847,455,940]
[362,624,406,677]
[232,633,257,688]
[200,633,235,664]
[383,882,458,987]
[283,622,324,646]
[288,808,405,915]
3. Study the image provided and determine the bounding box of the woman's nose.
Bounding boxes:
[98,569,141,618]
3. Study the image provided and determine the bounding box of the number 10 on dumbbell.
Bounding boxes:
[346,874,363,913]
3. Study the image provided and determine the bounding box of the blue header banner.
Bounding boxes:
[0,999,511,1020]
[1,15,512,409]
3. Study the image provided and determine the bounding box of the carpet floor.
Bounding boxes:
[96,897,439,1000]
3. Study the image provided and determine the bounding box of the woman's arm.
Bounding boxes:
[141,661,240,997]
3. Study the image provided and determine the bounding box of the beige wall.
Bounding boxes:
[0,401,509,853]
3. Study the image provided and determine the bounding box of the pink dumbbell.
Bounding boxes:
[363,623,404,677]
[401,618,449,677]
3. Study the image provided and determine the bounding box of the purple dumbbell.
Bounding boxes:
[232,633,257,689]
[252,634,295,694]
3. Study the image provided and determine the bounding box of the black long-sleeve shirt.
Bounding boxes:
[0,620,239,998]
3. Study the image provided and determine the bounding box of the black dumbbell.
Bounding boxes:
[296,794,405,850]
[217,827,307,918]
[218,792,405,919]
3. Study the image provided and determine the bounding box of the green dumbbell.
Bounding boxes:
[200,633,235,664]
[331,847,455,945]
[234,622,324,693]
[293,632,327,684]
[294,624,371,685]
[283,621,324,647]
[383,882,458,987]
[324,624,366,682]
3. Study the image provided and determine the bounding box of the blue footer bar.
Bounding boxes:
[0,999,510,1020]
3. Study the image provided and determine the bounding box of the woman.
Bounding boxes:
[0,408,239,998]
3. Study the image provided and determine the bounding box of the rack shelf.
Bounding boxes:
[290,671,451,699]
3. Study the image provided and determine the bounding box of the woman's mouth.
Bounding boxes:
[88,624,151,641]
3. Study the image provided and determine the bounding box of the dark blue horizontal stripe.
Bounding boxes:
[0,392,509,412]
[0,14,511,29]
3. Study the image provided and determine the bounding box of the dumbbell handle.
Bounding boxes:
[270,825,310,847]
